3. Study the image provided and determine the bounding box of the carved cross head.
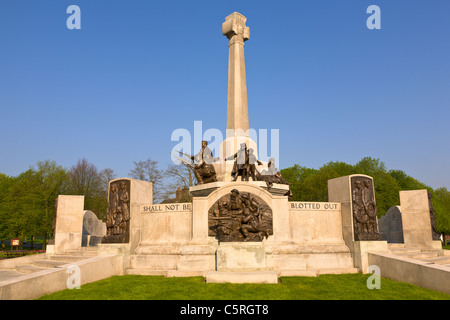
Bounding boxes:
[222,12,250,41]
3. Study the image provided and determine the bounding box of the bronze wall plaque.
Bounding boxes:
[208,189,273,242]
[102,179,131,243]
[351,176,382,241]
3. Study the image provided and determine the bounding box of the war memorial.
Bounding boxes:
[0,12,448,300]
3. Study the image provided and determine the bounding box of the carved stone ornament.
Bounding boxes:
[102,179,131,243]
[351,176,382,241]
[208,189,273,242]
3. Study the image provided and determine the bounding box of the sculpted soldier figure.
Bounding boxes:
[177,141,217,185]
[228,189,244,214]
[257,158,293,197]
[240,193,270,240]
[228,143,262,181]
[119,181,130,230]
[245,148,262,181]
[106,184,120,236]
[352,178,382,240]
[228,143,248,181]
[362,179,377,235]
[352,180,368,237]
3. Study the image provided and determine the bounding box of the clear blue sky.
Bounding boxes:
[0,0,449,190]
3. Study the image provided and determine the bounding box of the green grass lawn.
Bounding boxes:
[37,274,450,300]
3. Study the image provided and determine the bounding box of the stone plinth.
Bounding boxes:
[206,271,278,284]
[102,178,153,254]
[190,181,289,197]
[399,190,442,249]
[352,240,388,273]
[127,180,356,279]
[216,243,267,271]
[53,195,85,254]
[328,175,388,270]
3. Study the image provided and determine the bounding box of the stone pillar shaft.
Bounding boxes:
[223,12,250,137]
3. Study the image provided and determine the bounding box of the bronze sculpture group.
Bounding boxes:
[176,142,292,197]
[102,180,131,243]
[208,189,273,242]
[351,177,382,241]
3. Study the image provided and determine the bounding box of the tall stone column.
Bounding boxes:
[217,12,259,181]
[223,12,250,135]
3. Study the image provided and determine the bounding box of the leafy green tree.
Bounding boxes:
[0,174,14,247]
[388,169,430,191]
[32,160,68,248]
[0,161,67,249]
[281,157,450,234]
[280,164,317,201]
[353,157,401,217]
[431,188,450,241]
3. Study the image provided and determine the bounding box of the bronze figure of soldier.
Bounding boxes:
[228,143,262,181]
[240,193,270,240]
[177,141,217,185]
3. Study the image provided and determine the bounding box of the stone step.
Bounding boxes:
[125,268,168,276]
[205,271,279,284]
[277,270,318,277]
[317,267,359,275]
[130,255,179,270]
[125,269,207,277]
[422,256,450,265]
[407,252,440,260]
[388,243,406,249]
[390,247,422,254]
[65,248,98,257]
[48,255,89,262]
[32,260,69,268]
[15,265,49,274]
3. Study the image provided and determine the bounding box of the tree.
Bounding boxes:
[99,168,117,192]
[354,157,401,217]
[431,187,450,241]
[0,174,14,247]
[161,163,196,202]
[280,165,317,201]
[32,160,68,249]
[129,158,164,203]
[64,158,107,219]
[388,169,430,191]
[0,161,67,249]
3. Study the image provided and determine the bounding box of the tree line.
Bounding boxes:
[0,157,193,248]
[1,156,448,248]
[280,157,450,237]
